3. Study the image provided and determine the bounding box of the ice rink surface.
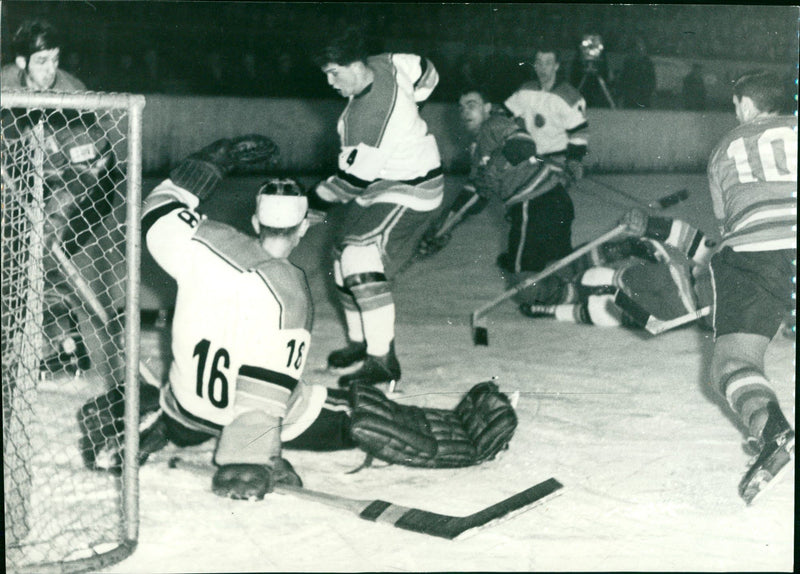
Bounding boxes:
[105,173,794,572]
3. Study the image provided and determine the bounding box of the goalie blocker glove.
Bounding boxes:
[349,381,517,468]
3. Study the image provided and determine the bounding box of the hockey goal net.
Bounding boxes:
[2,91,145,573]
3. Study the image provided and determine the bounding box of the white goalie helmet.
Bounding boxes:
[255,177,308,228]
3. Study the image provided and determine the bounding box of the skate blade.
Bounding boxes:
[740,439,795,505]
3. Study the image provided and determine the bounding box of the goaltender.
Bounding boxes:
[79,137,518,499]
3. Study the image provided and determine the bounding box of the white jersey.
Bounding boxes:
[143,179,320,433]
[504,81,588,158]
[317,53,444,211]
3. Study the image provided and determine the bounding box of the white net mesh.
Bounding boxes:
[2,91,144,574]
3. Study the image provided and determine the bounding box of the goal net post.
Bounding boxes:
[2,90,145,574]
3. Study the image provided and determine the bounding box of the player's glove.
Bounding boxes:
[415,186,488,258]
[564,159,584,185]
[416,226,453,258]
[619,208,649,237]
[211,456,302,501]
[349,381,517,468]
[170,135,280,200]
[227,134,280,174]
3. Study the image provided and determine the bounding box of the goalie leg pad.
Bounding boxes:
[349,382,518,468]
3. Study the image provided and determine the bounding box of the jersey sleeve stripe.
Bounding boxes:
[566,121,589,136]
[142,200,187,236]
[238,364,298,391]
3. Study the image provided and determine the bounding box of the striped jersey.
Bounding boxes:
[142,179,315,430]
[319,53,443,211]
[707,114,797,251]
[504,80,589,159]
[471,110,561,205]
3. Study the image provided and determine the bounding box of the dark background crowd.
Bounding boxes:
[1,2,797,110]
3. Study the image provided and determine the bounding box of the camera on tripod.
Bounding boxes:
[577,33,615,108]
[580,34,605,68]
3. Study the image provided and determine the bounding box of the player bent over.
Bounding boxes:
[704,71,795,504]
[416,86,573,292]
[78,138,517,499]
[516,210,715,330]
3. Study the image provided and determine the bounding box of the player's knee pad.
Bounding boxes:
[340,244,392,310]
[340,243,385,277]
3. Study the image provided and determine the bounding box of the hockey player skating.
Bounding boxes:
[312,27,444,389]
[704,71,795,504]
[500,47,588,273]
[517,209,716,330]
[78,138,517,500]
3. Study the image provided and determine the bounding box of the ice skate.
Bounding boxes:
[327,340,367,372]
[338,343,401,389]
[738,402,795,505]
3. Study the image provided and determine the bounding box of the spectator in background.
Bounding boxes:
[140,48,165,93]
[617,36,656,109]
[106,53,135,93]
[193,50,230,95]
[1,18,85,91]
[682,63,707,111]
[238,51,267,96]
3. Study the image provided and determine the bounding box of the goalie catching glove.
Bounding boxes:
[349,381,517,468]
[170,134,280,199]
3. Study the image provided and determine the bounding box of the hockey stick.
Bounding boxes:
[528,156,690,212]
[48,238,163,388]
[4,166,162,389]
[471,224,628,346]
[613,290,711,335]
[168,457,562,540]
[431,187,481,239]
[398,188,481,274]
[276,479,563,540]
[579,176,690,211]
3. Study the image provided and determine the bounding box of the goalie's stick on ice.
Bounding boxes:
[614,290,711,335]
[471,224,627,346]
[168,456,562,540]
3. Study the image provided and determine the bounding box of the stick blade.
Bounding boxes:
[654,188,690,208]
[472,326,488,346]
[389,478,564,540]
[470,312,489,346]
